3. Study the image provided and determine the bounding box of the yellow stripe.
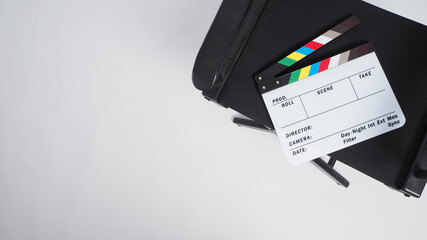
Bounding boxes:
[299,65,311,80]
[286,51,306,61]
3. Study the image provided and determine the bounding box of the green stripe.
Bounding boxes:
[288,69,301,84]
[278,57,297,66]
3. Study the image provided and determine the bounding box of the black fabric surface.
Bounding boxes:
[193,0,427,189]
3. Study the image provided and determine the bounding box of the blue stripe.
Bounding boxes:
[309,61,321,76]
[295,46,315,56]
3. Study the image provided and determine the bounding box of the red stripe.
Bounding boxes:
[318,58,331,72]
[305,41,323,50]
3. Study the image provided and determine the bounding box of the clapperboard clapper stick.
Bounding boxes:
[255,16,360,93]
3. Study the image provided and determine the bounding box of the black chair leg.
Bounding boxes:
[232,116,350,187]
[232,117,273,132]
[312,157,350,187]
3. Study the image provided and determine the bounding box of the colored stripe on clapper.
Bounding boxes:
[281,43,374,84]
[261,16,360,77]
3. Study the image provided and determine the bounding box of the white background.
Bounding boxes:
[0,0,426,239]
